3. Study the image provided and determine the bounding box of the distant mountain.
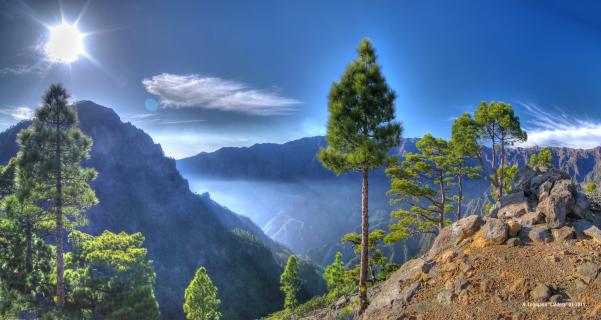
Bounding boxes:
[177,136,601,267]
[0,101,325,320]
[177,136,420,181]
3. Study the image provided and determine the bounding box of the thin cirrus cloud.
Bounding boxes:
[0,106,34,121]
[123,112,206,126]
[142,73,300,116]
[518,102,601,149]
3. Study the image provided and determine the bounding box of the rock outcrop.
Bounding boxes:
[300,167,601,319]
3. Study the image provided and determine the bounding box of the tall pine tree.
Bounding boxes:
[16,84,97,306]
[318,38,401,313]
[280,255,301,310]
[183,266,221,320]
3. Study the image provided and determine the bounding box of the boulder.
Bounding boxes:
[472,218,508,247]
[537,179,575,228]
[537,180,553,202]
[572,191,591,219]
[510,166,537,195]
[498,203,529,220]
[519,226,551,244]
[515,211,543,227]
[489,192,529,218]
[530,169,570,198]
[451,215,484,244]
[551,226,576,241]
[530,283,551,302]
[430,215,486,257]
[572,219,601,241]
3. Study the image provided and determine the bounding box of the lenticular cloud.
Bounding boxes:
[142,73,300,116]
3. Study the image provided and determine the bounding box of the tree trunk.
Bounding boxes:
[439,171,445,230]
[499,141,505,199]
[477,151,497,193]
[491,133,500,198]
[456,174,463,220]
[55,123,65,306]
[358,168,369,314]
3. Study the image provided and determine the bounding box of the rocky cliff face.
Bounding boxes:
[0,101,325,320]
[301,168,601,319]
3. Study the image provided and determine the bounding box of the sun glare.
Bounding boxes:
[45,23,85,63]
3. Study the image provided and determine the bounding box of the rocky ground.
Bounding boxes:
[298,167,601,319]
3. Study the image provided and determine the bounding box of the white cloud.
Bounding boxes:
[142,73,300,116]
[0,106,34,121]
[518,102,601,149]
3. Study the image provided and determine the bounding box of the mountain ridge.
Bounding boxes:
[176,136,601,267]
[0,101,325,320]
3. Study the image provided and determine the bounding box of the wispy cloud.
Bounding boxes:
[0,63,50,76]
[518,102,601,149]
[0,106,34,121]
[123,113,206,126]
[142,73,300,116]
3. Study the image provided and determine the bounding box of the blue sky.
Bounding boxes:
[1,0,601,158]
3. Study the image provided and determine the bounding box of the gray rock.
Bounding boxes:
[572,219,601,241]
[515,211,543,226]
[490,192,530,219]
[577,262,599,284]
[479,218,508,246]
[451,215,484,244]
[530,283,551,302]
[511,166,537,195]
[531,169,571,197]
[572,192,591,219]
[537,180,554,202]
[551,226,576,241]
[537,179,575,228]
[499,192,528,208]
[428,227,454,258]
[519,226,552,244]
[402,282,421,304]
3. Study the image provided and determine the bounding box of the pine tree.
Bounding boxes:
[341,229,392,282]
[280,255,301,310]
[385,134,455,243]
[323,252,345,292]
[452,102,527,200]
[529,147,553,169]
[16,84,98,305]
[183,266,221,320]
[449,119,481,220]
[64,230,160,319]
[318,38,402,313]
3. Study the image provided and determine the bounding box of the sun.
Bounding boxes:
[45,23,85,63]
